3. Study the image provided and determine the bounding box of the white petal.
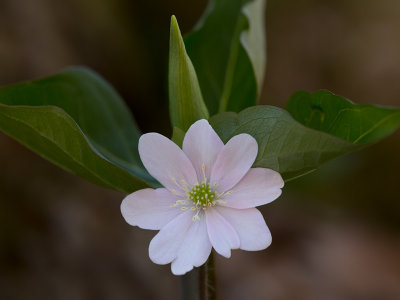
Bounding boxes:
[121,188,184,230]
[183,119,224,182]
[216,206,272,251]
[139,133,198,193]
[171,216,211,275]
[210,134,258,192]
[221,168,284,209]
[205,208,240,258]
[149,210,194,265]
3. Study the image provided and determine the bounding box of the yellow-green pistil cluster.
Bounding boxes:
[187,183,216,206]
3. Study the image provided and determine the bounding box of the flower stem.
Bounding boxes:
[206,251,217,300]
[180,252,217,300]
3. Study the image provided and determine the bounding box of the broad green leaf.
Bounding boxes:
[169,16,209,132]
[209,106,362,181]
[286,90,400,144]
[0,67,153,193]
[185,0,266,114]
[171,126,185,148]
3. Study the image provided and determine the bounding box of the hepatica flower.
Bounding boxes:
[121,119,284,275]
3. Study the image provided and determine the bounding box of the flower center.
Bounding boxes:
[169,164,230,221]
[187,183,216,207]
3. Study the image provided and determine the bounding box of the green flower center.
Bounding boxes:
[187,183,216,206]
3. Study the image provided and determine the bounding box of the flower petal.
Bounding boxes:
[210,134,258,192]
[139,133,198,193]
[182,119,224,182]
[221,168,284,209]
[121,188,183,230]
[149,210,195,265]
[205,208,240,258]
[171,216,211,275]
[216,206,272,251]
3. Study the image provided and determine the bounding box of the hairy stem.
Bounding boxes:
[206,251,217,300]
[180,252,217,300]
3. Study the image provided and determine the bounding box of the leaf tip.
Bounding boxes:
[170,15,187,51]
[170,15,181,37]
[170,14,177,24]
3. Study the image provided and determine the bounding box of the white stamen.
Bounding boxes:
[171,177,190,192]
[201,163,207,183]
[192,215,200,221]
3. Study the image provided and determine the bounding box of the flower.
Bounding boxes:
[121,119,284,275]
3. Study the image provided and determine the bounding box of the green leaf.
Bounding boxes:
[171,126,185,148]
[169,16,209,132]
[0,67,153,193]
[286,90,400,144]
[210,106,362,181]
[185,0,266,114]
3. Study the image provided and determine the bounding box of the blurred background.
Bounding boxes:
[1,0,400,299]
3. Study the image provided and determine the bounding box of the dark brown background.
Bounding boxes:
[0,0,399,299]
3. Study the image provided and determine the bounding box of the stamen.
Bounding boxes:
[192,215,200,221]
[201,163,207,183]
[171,177,190,192]
[192,209,201,221]
[215,189,232,198]
[172,177,226,221]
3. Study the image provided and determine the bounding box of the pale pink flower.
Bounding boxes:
[121,119,284,275]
